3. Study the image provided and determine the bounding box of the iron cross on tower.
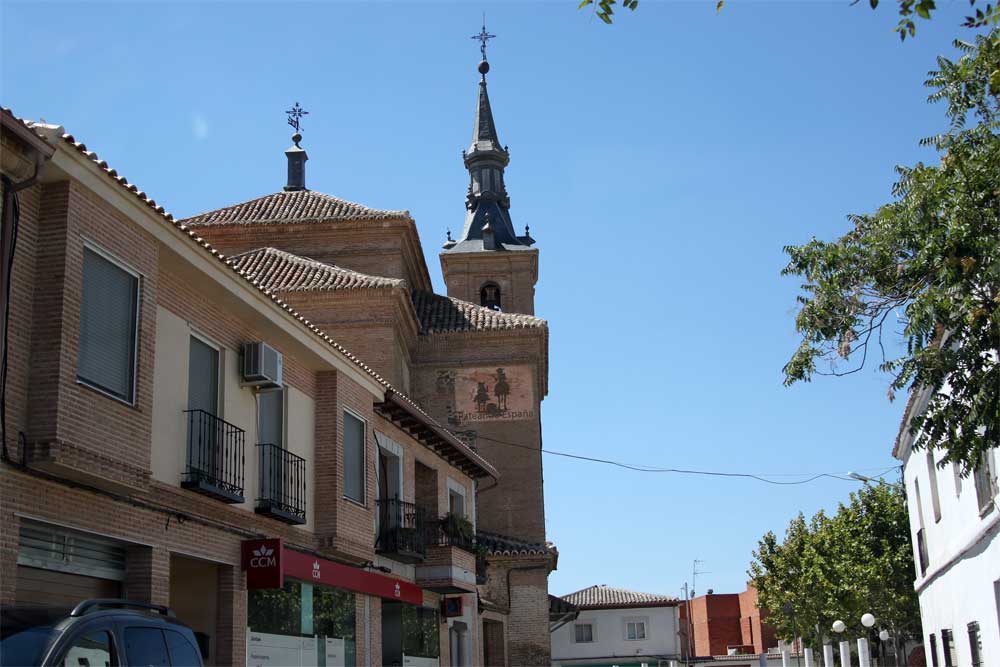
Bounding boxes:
[285,102,309,134]
[471,16,495,61]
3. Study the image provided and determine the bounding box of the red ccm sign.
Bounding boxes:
[241,538,284,590]
[241,539,423,606]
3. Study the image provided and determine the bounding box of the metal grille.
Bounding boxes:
[182,409,245,503]
[255,443,306,524]
[17,521,126,581]
[376,499,426,561]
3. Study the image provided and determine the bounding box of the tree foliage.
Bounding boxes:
[748,483,920,651]
[782,29,1000,473]
[579,0,999,39]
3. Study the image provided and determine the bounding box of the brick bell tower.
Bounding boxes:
[440,52,538,315]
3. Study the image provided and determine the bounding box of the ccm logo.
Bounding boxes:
[249,546,277,568]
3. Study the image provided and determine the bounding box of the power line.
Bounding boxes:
[460,430,898,486]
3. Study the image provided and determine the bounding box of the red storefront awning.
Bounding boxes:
[241,538,423,606]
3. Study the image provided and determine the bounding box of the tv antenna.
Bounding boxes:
[692,559,710,598]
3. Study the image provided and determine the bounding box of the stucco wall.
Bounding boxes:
[551,605,681,664]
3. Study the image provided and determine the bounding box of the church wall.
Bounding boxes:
[440,250,538,316]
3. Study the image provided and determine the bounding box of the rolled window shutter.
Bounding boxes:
[187,336,219,414]
[259,389,284,446]
[77,249,138,400]
[344,413,365,502]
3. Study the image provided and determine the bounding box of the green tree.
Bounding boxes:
[749,484,920,652]
[782,29,1000,473]
[578,0,999,39]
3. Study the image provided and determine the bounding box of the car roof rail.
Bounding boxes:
[70,599,176,618]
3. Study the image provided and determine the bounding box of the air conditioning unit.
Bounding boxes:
[241,342,283,388]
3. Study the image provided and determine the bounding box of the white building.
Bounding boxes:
[894,387,999,666]
[552,584,683,667]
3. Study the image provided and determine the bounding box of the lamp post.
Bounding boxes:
[858,614,876,667]
[832,621,849,667]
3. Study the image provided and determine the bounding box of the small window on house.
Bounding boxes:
[574,623,594,643]
[480,283,501,311]
[967,622,983,667]
[343,411,366,504]
[973,452,997,516]
[941,629,956,667]
[77,247,140,403]
[625,620,647,641]
[927,452,942,522]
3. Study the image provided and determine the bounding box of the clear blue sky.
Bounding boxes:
[1,0,972,598]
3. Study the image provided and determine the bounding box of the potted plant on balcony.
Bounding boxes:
[441,512,474,548]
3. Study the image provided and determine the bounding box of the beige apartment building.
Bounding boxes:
[0,49,555,667]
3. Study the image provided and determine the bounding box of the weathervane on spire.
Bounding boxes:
[471,15,496,61]
[286,102,309,135]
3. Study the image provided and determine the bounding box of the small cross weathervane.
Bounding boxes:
[471,17,495,61]
[286,102,309,134]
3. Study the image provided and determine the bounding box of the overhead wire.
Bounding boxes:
[459,430,899,486]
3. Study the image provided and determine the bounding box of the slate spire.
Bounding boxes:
[443,49,534,253]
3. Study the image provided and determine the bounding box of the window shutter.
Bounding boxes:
[344,412,365,502]
[259,389,284,446]
[77,249,138,400]
[187,336,219,414]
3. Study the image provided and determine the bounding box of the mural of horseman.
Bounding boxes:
[493,368,510,411]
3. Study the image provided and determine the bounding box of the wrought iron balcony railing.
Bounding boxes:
[376,498,426,563]
[255,443,306,525]
[917,527,929,576]
[181,409,245,504]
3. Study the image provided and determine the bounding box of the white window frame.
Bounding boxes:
[76,241,142,406]
[573,622,595,644]
[624,617,648,641]
[343,408,368,506]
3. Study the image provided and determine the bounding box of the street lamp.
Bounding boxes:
[862,613,876,628]
[832,621,849,667]
[879,630,890,642]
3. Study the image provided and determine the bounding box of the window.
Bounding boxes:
[480,282,501,311]
[927,452,942,522]
[164,629,201,666]
[574,623,594,643]
[929,633,939,667]
[61,631,115,667]
[77,247,139,402]
[187,335,219,416]
[343,411,366,503]
[258,388,285,447]
[941,629,956,667]
[449,487,466,517]
[625,619,647,641]
[967,622,983,667]
[123,628,169,667]
[973,452,997,516]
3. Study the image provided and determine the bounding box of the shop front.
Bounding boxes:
[242,539,424,667]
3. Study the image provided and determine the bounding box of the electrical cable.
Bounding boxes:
[462,430,899,486]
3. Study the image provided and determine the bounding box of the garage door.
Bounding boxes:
[15,521,125,607]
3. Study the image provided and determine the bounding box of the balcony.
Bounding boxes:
[255,443,307,525]
[415,515,477,593]
[917,528,929,576]
[181,409,245,504]
[376,499,427,564]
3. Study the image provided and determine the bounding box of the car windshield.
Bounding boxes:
[0,607,68,666]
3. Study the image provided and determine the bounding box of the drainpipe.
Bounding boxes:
[1,148,48,464]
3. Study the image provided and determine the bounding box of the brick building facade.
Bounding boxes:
[1,44,555,667]
[684,586,778,659]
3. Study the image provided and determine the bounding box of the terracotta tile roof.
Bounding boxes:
[476,530,556,558]
[180,189,410,227]
[15,113,496,481]
[561,584,680,610]
[229,247,403,292]
[411,290,546,335]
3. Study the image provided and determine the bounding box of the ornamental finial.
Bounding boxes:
[471,15,496,65]
[285,102,309,142]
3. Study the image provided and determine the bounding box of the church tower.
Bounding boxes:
[440,51,538,315]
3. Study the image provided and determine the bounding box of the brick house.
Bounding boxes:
[0,49,554,667]
[684,586,778,659]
